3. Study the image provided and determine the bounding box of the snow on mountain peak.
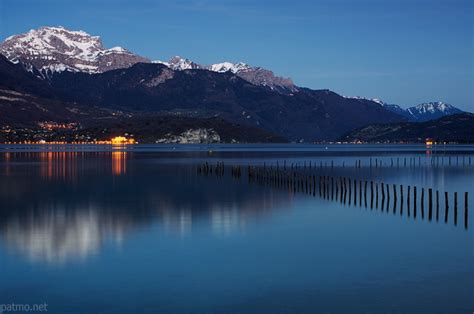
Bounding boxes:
[344,96,386,106]
[167,56,201,70]
[3,26,103,61]
[0,26,148,75]
[209,62,250,73]
[413,102,454,113]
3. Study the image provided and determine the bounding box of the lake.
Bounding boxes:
[0,144,472,313]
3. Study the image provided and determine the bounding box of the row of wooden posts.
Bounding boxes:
[197,162,225,176]
[197,156,473,175]
[248,166,469,229]
[257,156,472,170]
[197,162,469,229]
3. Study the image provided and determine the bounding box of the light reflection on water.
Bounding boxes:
[0,146,472,313]
[0,151,295,264]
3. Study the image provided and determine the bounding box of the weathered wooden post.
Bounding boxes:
[381,182,385,211]
[393,184,397,214]
[386,183,390,212]
[436,190,439,221]
[454,192,458,226]
[445,191,449,223]
[370,181,374,209]
[375,182,379,209]
[428,188,433,221]
[343,178,348,204]
[348,178,352,205]
[354,179,357,205]
[400,185,404,215]
[421,188,425,219]
[465,192,468,229]
[414,186,417,218]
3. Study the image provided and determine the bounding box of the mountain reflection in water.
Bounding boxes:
[0,152,293,264]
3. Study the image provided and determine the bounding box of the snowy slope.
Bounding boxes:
[346,96,464,121]
[152,57,297,93]
[0,26,149,76]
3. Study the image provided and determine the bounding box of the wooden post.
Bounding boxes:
[364,181,368,208]
[428,188,433,221]
[381,183,385,211]
[376,183,379,209]
[386,183,390,212]
[393,184,397,214]
[421,188,425,219]
[348,178,352,205]
[370,181,374,209]
[454,192,458,226]
[344,178,347,204]
[445,191,449,223]
[465,192,468,229]
[414,186,417,218]
[407,186,411,217]
[400,185,404,215]
[353,179,357,205]
[436,190,439,222]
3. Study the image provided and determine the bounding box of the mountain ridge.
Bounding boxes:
[340,113,474,143]
[346,96,465,122]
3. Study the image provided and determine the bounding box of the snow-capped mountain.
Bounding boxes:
[221,63,297,94]
[209,62,251,73]
[0,26,149,76]
[153,56,297,93]
[346,97,464,121]
[153,56,201,70]
[1,26,296,92]
[406,102,463,121]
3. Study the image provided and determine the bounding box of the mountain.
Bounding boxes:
[0,26,408,142]
[46,62,404,141]
[208,61,297,94]
[0,55,284,143]
[154,56,297,94]
[0,25,297,93]
[0,26,149,77]
[0,54,122,128]
[340,113,474,143]
[405,102,463,122]
[378,99,463,122]
[347,97,465,122]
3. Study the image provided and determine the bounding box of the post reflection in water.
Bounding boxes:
[0,148,472,314]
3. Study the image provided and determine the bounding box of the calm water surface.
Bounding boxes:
[0,144,472,313]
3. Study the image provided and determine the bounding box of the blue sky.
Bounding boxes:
[1,0,472,111]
